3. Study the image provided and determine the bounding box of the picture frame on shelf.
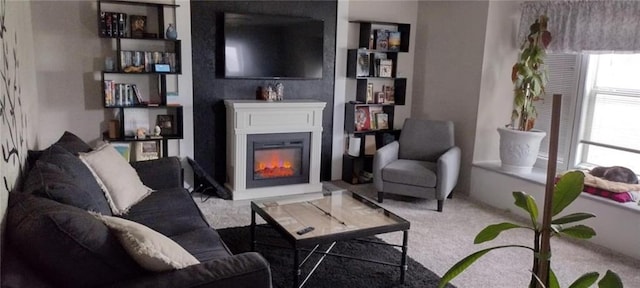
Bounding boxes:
[388,31,401,51]
[384,85,395,104]
[379,59,393,77]
[376,113,389,130]
[156,114,175,136]
[375,29,389,50]
[110,142,131,162]
[134,141,161,162]
[356,50,370,77]
[130,15,146,38]
[376,92,386,104]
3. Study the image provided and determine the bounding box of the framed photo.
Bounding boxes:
[388,31,401,51]
[376,113,389,130]
[375,29,389,51]
[376,92,386,104]
[379,59,393,77]
[385,85,395,104]
[366,83,374,104]
[110,142,131,162]
[156,114,175,136]
[130,15,147,38]
[135,141,160,162]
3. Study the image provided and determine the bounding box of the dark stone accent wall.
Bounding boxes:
[191,1,337,183]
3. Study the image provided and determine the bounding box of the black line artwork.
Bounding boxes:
[1,0,29,193]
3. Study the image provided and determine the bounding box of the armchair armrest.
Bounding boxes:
[106,252,272,288]
[373,141,399,191]
[131,157,182,190]
[436,146,461,200]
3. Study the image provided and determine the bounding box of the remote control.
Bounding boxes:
[296,226,314,235]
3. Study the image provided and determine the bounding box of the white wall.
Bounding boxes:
[412,1,489,195]
[473,0,522,162]
[1,0,39,271]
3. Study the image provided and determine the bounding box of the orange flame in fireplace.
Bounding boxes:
[255,155,295,178]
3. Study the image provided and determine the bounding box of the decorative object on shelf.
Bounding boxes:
[153,126,162,137]
[108,120,119,139]
[153,64,171,73]
[379,59,393,77]
[105,56,115,71]
[366,83,374,104]
[156,115,174,136]
[376,92,385,104]
[135,141,160,161]
[275,82,284,101]
[135,128,147,139]
[130,15,146,38]
[498,15,552,174]
[364,134,376,155]
[356,50,369,77]
[388,31,401,51]
[347,136,361,157]
[165,24,177,40]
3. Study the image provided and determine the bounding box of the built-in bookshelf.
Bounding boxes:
[343,20,410,184]
[97,0,183,160]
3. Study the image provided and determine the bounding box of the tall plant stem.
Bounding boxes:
[530,230,541,288]
[537,94,562,287]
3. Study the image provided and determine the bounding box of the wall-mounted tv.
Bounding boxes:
[223,13,324,79]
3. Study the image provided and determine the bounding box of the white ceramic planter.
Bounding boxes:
[497,127,546,174]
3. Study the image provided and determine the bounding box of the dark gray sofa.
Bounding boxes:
[2,132,271,288]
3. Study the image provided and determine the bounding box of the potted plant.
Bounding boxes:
[438,171,623,288]
[498,15,551,174]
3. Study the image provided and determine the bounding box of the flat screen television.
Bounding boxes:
[223,13,324,79]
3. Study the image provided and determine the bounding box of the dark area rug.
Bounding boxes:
[218,225,455,288]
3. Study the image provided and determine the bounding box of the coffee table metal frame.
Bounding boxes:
[250,191,410,288]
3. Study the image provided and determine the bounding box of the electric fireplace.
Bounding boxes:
[246,132,310,188]
[225,100,326,200]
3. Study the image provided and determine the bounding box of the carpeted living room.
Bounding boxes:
[2,0,640,288]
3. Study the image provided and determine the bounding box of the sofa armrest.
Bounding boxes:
[106,252,272,288]
[373,141,399,191]
[131,157,182,190]
[436,146,461,200]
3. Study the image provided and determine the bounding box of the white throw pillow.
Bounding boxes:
[94,214,200,271]
[79,144,153,215]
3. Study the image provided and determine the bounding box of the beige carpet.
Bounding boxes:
[195,181,640,288]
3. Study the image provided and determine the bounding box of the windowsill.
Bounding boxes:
[473,161,640,214]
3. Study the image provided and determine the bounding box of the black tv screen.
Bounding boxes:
[223,13,324,79]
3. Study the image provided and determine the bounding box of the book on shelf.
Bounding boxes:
[376,113,389,130]
[132,84,143,104]
[354,106,370,131]
[384,85,395,104]
[388,31,401,51]
[379,59,393,77]
[118,13,126,38]
[100,12,107,37]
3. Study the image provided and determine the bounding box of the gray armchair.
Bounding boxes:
[373,118,461,212]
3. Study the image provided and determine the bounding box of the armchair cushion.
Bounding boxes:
[382,159,437,188]
[398,119,454,162]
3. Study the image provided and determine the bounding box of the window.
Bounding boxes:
[535,53,640,175]
[575,54,640,173]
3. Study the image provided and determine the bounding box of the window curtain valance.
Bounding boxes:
[518,1,640,53]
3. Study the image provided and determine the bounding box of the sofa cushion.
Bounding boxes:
[123,187,210,237]
[382,159,437,187]
[22,144,112,215]
[6,193,144,288]
[55,131,93,155]
[170,228,232,262]
[79,144,153,215]
[94,214,200,272]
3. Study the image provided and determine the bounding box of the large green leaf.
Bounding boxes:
[568,272,599,288]
[474,222,529,244]
[558,225,596,239]
[549,268,561,288]
[598,270,623,288]
[552,213,595,225]
[438,245,533,288]
[513,191,539,229]
[552,171,585,216]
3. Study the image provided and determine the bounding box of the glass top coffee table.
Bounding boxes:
[250,190,410,288]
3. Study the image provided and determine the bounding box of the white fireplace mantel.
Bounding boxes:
[224,100,326,200]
